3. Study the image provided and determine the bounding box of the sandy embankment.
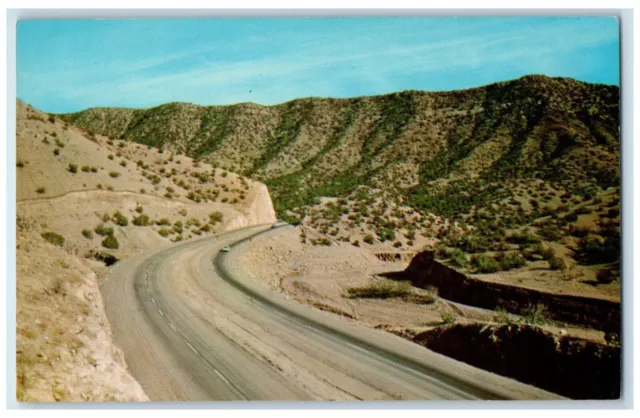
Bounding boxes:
[236,226,475,329]
[16,220,149,402]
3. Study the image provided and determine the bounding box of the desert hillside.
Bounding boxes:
[15,99,277,401]
[59,75,620,293]
[60,75,619,214]
[21,74,621,400]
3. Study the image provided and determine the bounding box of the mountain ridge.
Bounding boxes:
[49,74,619,113]
[58,74,620,221]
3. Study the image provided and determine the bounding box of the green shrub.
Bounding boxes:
[41,232,65,246]
[363,234,375,245]
[81,165,91,172]
[440,310,457,324]
[345,279,413,299]
[185,218,200,227]
[208,211,224,225]
[377,228,396,242]
[449,235,491,253]
[81,229,93,239]
[132,214,150,226]
[157,218,170,226]
[495,252,526,270]
[470,254,501,274]
[94,223,114,236]
[16,160,25,168]
[113,211,128,226]
[157,228,171,237]
[446,248,468,268]
[523,303,551,325]
[311,238,331,246]
[109,171,120,178]
[101,235,119,249]
[493,307,516,324]
[36,187,45,194]
[280,212,301,226]
[135,205,143,213]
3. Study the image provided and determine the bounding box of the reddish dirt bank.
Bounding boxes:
[384,251,620,335]
[410,324,620,400]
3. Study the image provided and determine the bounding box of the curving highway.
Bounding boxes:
[101,224,563,401]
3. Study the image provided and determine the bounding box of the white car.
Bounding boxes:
[220,246,231,252]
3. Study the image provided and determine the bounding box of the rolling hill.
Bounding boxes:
[59,74,619,216]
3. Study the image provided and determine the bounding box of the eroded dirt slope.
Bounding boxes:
[15,100,277,401]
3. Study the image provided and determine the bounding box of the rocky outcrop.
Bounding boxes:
[225,183,277,230]
[241,183,278,226]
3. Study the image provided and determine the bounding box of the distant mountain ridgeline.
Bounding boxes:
[59,75,620,218]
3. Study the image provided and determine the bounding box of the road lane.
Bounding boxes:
[102,225,565,401]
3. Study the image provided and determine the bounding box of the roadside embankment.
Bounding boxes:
[383,251,620,335]
[407,324,620,400]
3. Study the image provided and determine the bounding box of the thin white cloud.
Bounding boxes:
[19,17,618,111]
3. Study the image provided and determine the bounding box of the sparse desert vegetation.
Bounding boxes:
[41,231,65,247]
[101,235,119,249]
[17,97,277,401]
[16,73,620,401]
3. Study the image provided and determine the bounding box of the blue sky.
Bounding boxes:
[17,17,619,113]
